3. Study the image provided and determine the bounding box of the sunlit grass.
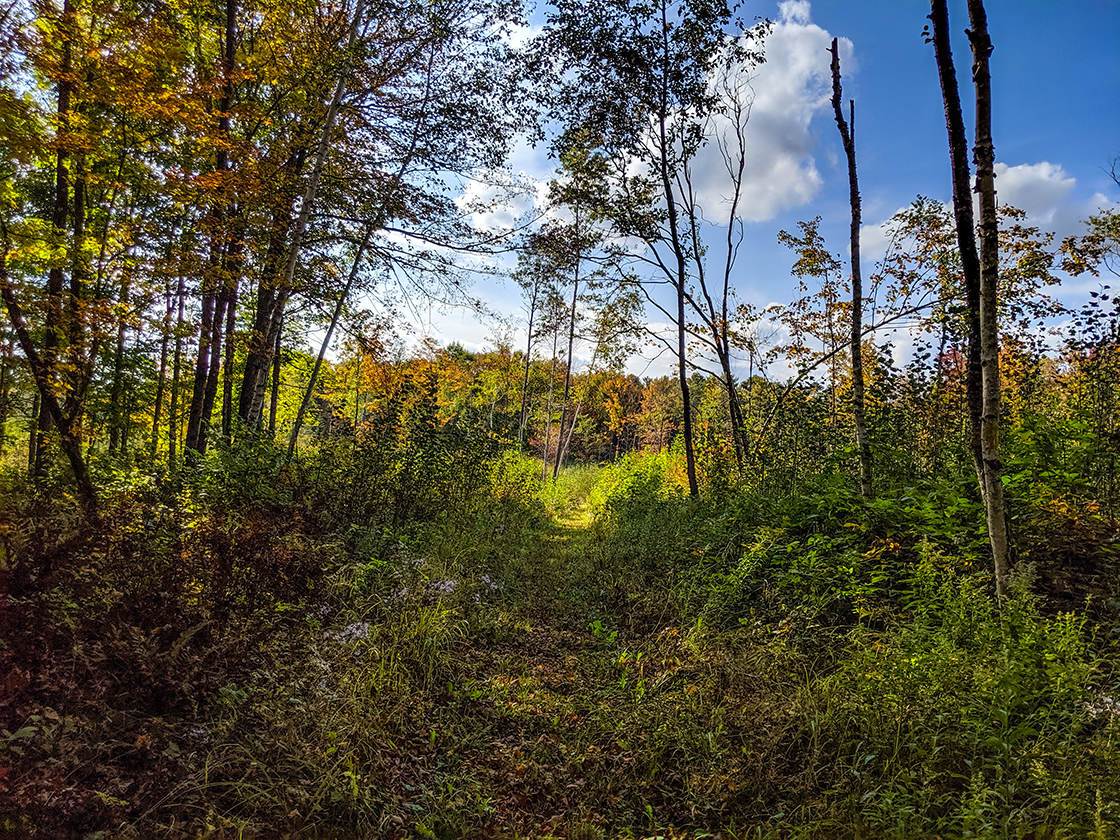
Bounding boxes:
[539,462,605,524]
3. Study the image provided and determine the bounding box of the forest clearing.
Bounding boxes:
[2,0,1119,835]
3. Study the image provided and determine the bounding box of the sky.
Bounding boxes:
[387,0,1120,378]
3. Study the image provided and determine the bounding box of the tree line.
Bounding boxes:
[1,0,1118,593]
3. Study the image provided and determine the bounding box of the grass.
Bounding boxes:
[540,463,605,525]
[3,454,1120,839]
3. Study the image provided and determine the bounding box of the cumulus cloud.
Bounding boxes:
[458,3,847,236]
[992,162,1120,248]
[687,1,850,223]
[994,161,1076,225]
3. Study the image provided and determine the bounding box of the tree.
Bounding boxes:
[776,217,849,425]
[0,0,199,509]
[926,0,984,485]
[671,53,767,478]
[513,223,573,449]
[928,0,1008,594]
[967,0,1010,597]
[538,0,764,497]
[546,139,610,479]
[829,38,872,498]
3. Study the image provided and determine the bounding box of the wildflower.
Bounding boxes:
[325,622,371,643]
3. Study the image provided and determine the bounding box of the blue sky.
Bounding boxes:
[791,0,1119,265]
[402,0,1120,376]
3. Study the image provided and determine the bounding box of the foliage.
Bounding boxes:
[1,0,1119,836]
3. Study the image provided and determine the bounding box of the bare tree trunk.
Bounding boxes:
[268,315,282,434]
[542,330,558,481]
[221,273,238,441]
[120,390,133,457]
[692,66,755,476]
[0,337,9,457]
[187,0,242,459]
[929,0,984,485]
[558,401,582,470]
[68,157,88,369]
[353,347,363,427]
[184,272,218,458]
[967,0,1010,598]
[553,217,580,481]
[518,278,539,447]
[656,3,698,498]
[186,0,237,459]
[36,0,74,478]
[241,197,295,427]
[28,392,39,472]
[830,39,873,498]
[199,290,229,450]
[683,171,746,477]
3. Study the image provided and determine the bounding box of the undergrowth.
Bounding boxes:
[2,442,1119,838]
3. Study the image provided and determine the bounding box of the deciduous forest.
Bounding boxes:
[1,0,1119,836]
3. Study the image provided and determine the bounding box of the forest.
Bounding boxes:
[1,0,1119,836]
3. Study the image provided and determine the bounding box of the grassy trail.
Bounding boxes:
[8,461,1118,839]
[426,476,757,839]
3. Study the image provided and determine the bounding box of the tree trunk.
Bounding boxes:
[542,330,558,480]
[656,3,698,498]
[553,219,580,481]
[184,271,218,458]
[268,315,282,434]
[929,0,984,485]
[120,390,132,457]
[241,198,295,427]
[186,0,237,458]
[519,278,539,447]
[68,157,88,365]
[830,39,873,498]
[169,273,185,471]
[353,347,363,427]
[967,0,1010,597]
[107,272,131,455]
[216,213,245,444]
[199,290,229,451]
[221,273,238,441]
[150,275,172,461]
[685,182,747,478]
[37,0,74,478]
[0,338,9,456]
[286,225,373,461]
[710,72,754,475]
[28,392,39,471]
[241,0,366,428]
[1,254,97,514]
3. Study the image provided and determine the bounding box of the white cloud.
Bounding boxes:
[1088,192,1119,213]
[454,170,547,234]
[859,216,899,262]
[459,3,849,237]
[504,22,543,50]
[994,161,1075,225]
[991,162,1118,242]
[778,0,812,26]
[688,1,851,223]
